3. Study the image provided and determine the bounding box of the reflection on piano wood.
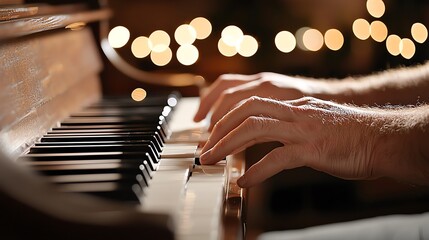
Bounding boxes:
[0,3,245,240]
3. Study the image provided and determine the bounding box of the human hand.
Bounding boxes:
[199,96,420,188]
[193,73,327,130]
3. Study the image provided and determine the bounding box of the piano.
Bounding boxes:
[0,2,245,240]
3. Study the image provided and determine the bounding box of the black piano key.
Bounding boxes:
[29,143,160,163]
[24,152,159,171]
[40,133,163,152]
[56,181,142,202]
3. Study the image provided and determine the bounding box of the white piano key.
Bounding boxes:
[161,143,198,158]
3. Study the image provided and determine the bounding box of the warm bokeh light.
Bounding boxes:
[149,30,170,53]
[370,20,388,42]
[174,24,197,45]
[353,18,371,40]
[295,27,311,51]
[108,26,130,48]
[150,47,172,66]
[237,35,258,57]
[190,17,212,40]
[303,28,324,51]
[131,88,147,102]
[366,0,385,18]
[218,38,238,57]
[131,36,152,58]
[411,23,428,44]
[176,44,199,65]
[221,25,244,47]
[386,34,401,56]
[275,31,296,53]
[324,29,344,51]
[400,38,415,59]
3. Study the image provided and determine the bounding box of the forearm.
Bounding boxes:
[314,62,429,106]
[373,105,429,185]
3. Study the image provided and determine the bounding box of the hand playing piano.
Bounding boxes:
[193,72,330,130]
[196,73,429,188]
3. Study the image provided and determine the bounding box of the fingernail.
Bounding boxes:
[199,149,211,164]
[237,176,247,188]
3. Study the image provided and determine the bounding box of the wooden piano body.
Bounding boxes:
[0,2,245,239]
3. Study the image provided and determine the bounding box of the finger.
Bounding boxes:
[200,116,301,165]
[208,81,268,130]
[202,97,297,153]
[237,145,304,188]
[194,74,259,122]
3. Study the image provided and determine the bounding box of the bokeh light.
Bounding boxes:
[275,31,296,53]
[411,23,428,44]
[366,0,385,18]
[131,88,147,102]
[218,38,238,57]
[353,18,371,40]
[370,20,388,42]
[190,17,212,40]
[176,44,199,65]
[400,38,415,59]
[221,25,244,47]
[149,30,170,53]
[303,28,324,51]
[150,47,172,66]
[295,27,311,51]
[386,34,401,56]
[131,36,152,58]
[324,29,344,51]
[108,26,130,48]
[174,24,197,45]
[237,35,258,57]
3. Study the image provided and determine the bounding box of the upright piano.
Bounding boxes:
[0,2,245,239]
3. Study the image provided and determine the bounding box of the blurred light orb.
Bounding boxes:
[370,20,388,42]
[295,27,311,51]
[275,31,296,53]
[366,0,385,18]
[221,25,244,47]
[131,88,147,102]
[400,38,415,59]
[149,30,170,53]
[190,17,212,40]
[175,24,197,45]
[108,26,130,48]
[411,23,428,44]
[324,29,344,51]
[353,18,371,40]
[150,47,172,66]
[131,36,152,58]
[237,35,258,57]
[218,38,237,57]
[177,44,199,65]
[303,28,324,51]
[386,34,401,56]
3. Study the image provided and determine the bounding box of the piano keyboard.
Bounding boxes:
[18,93,231,240]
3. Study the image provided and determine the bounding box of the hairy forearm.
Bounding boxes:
[373,104,429,185]
[315,62,429,106]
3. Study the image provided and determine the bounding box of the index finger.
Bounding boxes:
[193,74,259,122]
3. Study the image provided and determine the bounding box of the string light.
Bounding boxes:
[275,31,296,53]
[386,34,401,56]
[190,17,212,40]
[237,35,258,57]
[303,28,324,51]
[400,38,415,59]
[176,44,199,65]
[411,23,428,44]
[131,88,147,101]
[108,26,130,48]
[150,47,172,66]
[370,20,388,42]
[174,24,197,45]
[353,19,371,40]
[149,30,170,53]
[131,36,152,58]
[324,29,344,51]
[366,0,385,18]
